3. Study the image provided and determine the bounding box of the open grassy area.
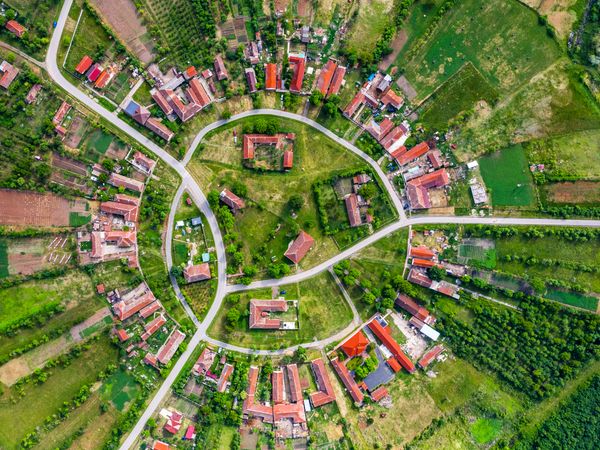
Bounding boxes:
[207,272,353,349]
[0,335,119,448]
[418,62,499,131]
[187,116,392,274]
[398,0,561,100]
[345,0,394,62]
[479,145,536,207]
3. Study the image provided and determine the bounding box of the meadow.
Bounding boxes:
[207,272,353,349]
[478,145,536,207]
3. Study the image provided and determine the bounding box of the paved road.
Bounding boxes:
[182,108,407,221]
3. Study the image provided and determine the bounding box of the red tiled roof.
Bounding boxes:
[109,173,144,193]
[380,89,403,109]
[272,369,285,404]
[327,66,346,97]
[245,67,257,93]
[411,169,450,189]
[283,150,293,169]
[243,366,274,423]
[153,440,170,450]
[0,60,19,89]
[341,331,369,357]
[139,301,162,319]
[86,64,102,82]
[345,193,361,228]
[265,63,277,90]
[410,247,435,259]
[413,258,436,268]
[193,348,216,376]
[289,54,305,93]
[105,230,136,248]
[117,329,129,342]
[157,329,186,364]
[94,69,113,89]
[331,358,363,404]
[368,318,415,373]
[418,345,444,369]
[145,117,174,142]
[113,287,156,321]
[428,149,443,169]
[100,200,139,222]
[25,83,42,104]
[242,134,283,159]
[141,314,166,341]
[370,386,389,402]
[249,299,287,329]
[367,117,394,142]
[408,268,433,288]
[185,66,197,78]
[214,55,229,80]
[380,126,406,153]
[316,59,337,95]
[75,55,93,74]
[183,263,211,283]
[389,145,407,161]
[144,353,158,368]
[309,358,335,407]
[152,90,174,115]
[287,364,302,403]
[217,363,234,392]
[6,20,25,37]
[52,101,71,125]
[219,189,245,211]
[273,401,306,423]
[396,142,430,166]
[343,92,365,117]
[133,151,156,172]
[187,78,211,108]
[184,425,196,440]
[386,357,401,372]
[284,230,314,264]
[395,294,430,322]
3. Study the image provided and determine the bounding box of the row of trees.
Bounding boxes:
[463,224,600,242]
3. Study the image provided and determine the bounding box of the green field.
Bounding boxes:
[345,0,393,62]
[479,145,535,207]
[398,0,561,100]
[418,62,499,130]
[100,370,140,410]
[207,272,353,349]
[545,289,599,312]
[0,240,8,278]
[187,116,394,273]
[0,335,119,448]
[69,211,91,227]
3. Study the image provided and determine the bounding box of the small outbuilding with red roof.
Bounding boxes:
[284,230,314,264]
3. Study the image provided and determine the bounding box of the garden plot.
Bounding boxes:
[456,238,496,269]
[543,181,600,205]
[0,236,73,277]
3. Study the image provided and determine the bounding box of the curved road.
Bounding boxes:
[43,3,600,447]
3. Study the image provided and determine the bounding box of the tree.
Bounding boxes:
[359,183,377,200]
[295,346,307,362]
[102,159,115,172]
[226,308,240,327]
[288,194,304,211]
[309,91,324,106]
[428,266,445,281]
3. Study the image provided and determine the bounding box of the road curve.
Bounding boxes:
[183,108,406,221]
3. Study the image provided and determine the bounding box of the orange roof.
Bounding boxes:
[265,63,277,90]
[94,70,112,89]
[183,263,211,283]
[153,440,170,450]
[185,66,197,77]
[345,193,361,228]
[410,247,435,259]
[410,169,450,189]
[289,54,305,92]
[316,59,337,95]
[418,345,444,369]
[284,230,314,264]
[6,20,25,38]
[412,258,436,268]
[370,386,389,402]
[386,357,401,372]
[75,55,93,74]
[283,150,293,169]
[309,358,336,407]
[331,358,364,404]
[117,329,130,342]
[327,66,346,97]
[341,330,369,357]
[396,142,430,166]
[368,318,415,373]
[380,89,403,109]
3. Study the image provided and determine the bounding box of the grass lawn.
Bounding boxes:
[133,80,154,106]
[345,0,394,62]
[100,369,140,410]
[187,116,387,273]
[545,290,598,312]
[0,335,119,448]
[398,0,561,100]
[0,240,8,278]
[470,417,503,444]
[479,145,536,207]
[207,272,353,349]
[418,62,499,131]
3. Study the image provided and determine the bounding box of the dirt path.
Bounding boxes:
[378,29,408,71]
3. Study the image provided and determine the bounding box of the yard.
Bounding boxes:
[478,145,536,207]
[187,116,389,274]
[207,272,354,349]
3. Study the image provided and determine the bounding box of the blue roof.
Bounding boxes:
[202,253,210,262]
[191,217,203,226]
[124,100,140,117]
[367,73,375,81]
[363,347,395,391]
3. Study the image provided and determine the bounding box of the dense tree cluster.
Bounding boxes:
[438,295,600,399]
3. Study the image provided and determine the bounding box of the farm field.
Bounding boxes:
[0,189,90,227]
[397,0,561,100]
[207,272,354,349]
[0,235,74,278]
[542,181,600,205]
[187,116,394,274]
[345,0,395,62]
[478,145,536,207]
[0,335,119,449]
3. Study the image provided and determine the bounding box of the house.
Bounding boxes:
[408,268,433,288]
[5,20,25,38]
[214,55,229,80]
[380,89,403,110]
[25,84,42,104]
[201,68,213,79]
[284,230,314,264]
[141,314,166,341]
[183,263,211,283]
[345,193,362,228]
[406,169,450,210]
[316,59,337,96]
[245,67,257,93]
[86,64,102,83]
[428,149,443,169]
[376,74,392,92]
[109,173,144,193]
[409,316,440,341]
[300,25,310,43]
[245,42,260,64]
[309,358,336,407]
[283,150,293,169]
[366,117,394,142]
[242,133,293,160]
[151,89,174,116]
[273,369,284,404]
[139,300,162,319]
[341,330,369,357]
[327,66,346,97]
[96,284,106,294]
[75,55,93,75]
[100,200,139,222]
[157,329,186,365]
[287,364,302,403]
[217,363,234,392]
[0,60,19,89]
[396,142,430,166]
[380,125,408,155]
[193,348,216,376]
[144,353,158,368]
[343,91,365,118]
[94,69,114,89]
[186,78,211,108]
[288,53,306,93]
[386,356,401,372]
[395,293,434,323]
[116,329,130,342]
[219,189,245,212]
[418,345,444,369]
[243,366,275,423]
[52,101,71,125]
[145,117,175,142]
[331,358,364,404]
[265,63,277,90]
[184,66,197,80]
[368,317,415,373]
[133,151,156,173]
[112,283,156,321]
[410,246,435,259]
[124,100,150,125]
[163,410,183,434]
[249,299,288,329]
[184,425,196,440]
[153,440,170,450]
[370,386,389,402]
